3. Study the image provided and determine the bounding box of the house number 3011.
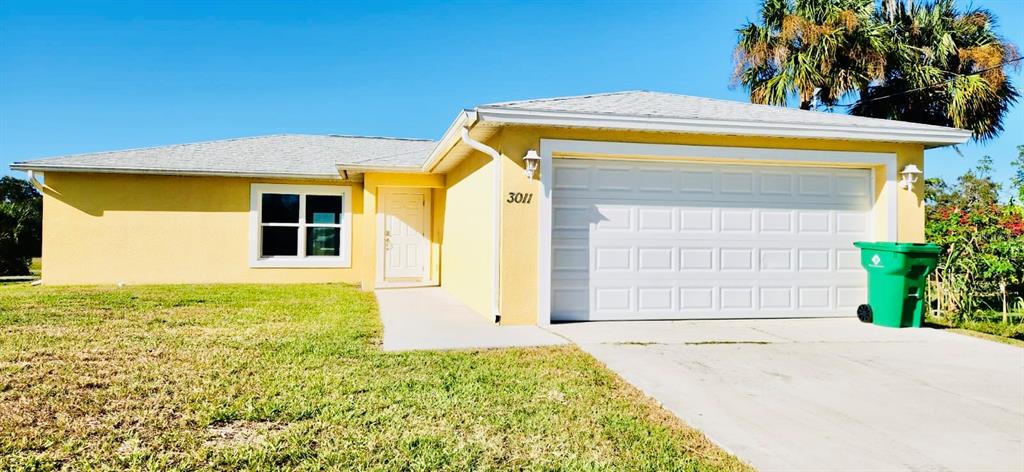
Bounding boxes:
[506,192,534,204]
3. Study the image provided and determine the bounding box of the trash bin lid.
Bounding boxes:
[853,241,943,254]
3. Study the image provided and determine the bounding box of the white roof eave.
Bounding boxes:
[420,110,474,173]
[8,163,346,181]
[473,107,973,147]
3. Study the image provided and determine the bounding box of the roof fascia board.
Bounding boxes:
[9,163,346,181]
[474,107,972,146]
[421,110,473,172]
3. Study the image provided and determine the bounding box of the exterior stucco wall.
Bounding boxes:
[439,152,494,318]
[485,127,927,325]
[39,172,364,285]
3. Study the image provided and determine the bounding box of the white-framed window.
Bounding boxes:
[249,183,352,268]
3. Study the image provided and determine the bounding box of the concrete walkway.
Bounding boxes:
[549,318,1024,472]
[377,287,567,351]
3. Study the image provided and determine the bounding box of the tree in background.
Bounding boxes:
[852,0,1020,140]
[1012,145,1024,202]
[734,0,887,110]
[0,176,42,276]
[734,0,1019,140]
[925,153,1024,324]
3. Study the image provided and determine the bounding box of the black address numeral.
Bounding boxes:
[506,192,534,204]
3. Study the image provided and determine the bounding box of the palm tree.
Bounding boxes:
[734,0,1019,140]
[733,0,888,109]
[852,0,1019,140]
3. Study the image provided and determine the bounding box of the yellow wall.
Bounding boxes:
[897,150,926,242]
[39,172,364,285]
[439,152,494,318]
[39,171,455,287]
[479,127,927,325]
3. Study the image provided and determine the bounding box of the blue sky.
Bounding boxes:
[2,0,1022,187]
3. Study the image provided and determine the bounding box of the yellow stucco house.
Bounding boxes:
[12,91,971,325]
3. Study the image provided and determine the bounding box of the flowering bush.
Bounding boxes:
[925,151,1024,323]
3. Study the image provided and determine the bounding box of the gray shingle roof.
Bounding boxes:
[12,90,970,178]
[11,134,436,178]
[481,90,961,133]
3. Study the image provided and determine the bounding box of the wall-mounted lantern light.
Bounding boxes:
[899,164,922,190]
[523,150,541,178]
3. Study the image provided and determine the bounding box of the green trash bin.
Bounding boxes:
[853,242,943,328]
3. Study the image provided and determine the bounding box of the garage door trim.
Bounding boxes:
[536,139,898,325]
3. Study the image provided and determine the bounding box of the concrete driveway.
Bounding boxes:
[548,319,1024,472]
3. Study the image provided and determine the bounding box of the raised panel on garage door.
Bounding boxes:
[550,159,871,321]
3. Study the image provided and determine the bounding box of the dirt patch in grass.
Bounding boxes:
[204,420,285,448]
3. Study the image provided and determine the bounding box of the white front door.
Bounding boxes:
[381,188,430,280]
[550,159,872,321]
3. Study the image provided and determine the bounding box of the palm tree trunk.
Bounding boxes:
[884,0,895,20]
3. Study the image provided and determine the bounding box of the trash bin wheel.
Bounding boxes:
[856,304,873,323]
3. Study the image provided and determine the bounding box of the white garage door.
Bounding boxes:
[550,159,871,321]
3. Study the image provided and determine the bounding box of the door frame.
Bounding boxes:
[536,138,899,325]
[377,187,433,286]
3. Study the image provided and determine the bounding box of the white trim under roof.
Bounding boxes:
[420,103,970,176]
[421,110,475,173]
[9,163,346,180]
[474,107,972,147]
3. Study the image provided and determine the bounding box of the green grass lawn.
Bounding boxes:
[0,283,748,471]
[29,258,41,277]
